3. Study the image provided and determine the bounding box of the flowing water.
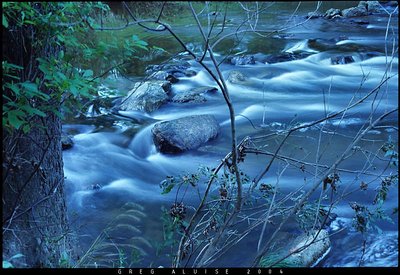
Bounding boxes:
[63,2,398,267]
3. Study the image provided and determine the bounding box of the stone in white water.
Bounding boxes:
[287,229,331,267]
[260,229,331,267]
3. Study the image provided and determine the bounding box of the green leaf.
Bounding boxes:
[3,14,9,28]
[8,110,25,129]
[21,105,46,117]
[70,85,79,97]
[83,69,93,78]
[9,84,21,97]
[3,261,13,268]
[152,46,166,52]
[51,109,64,119]
[22,124,31,134]
[38,64,50,75]
[136,40,148,47]
[161,183,175,195]
[21,82,38,94]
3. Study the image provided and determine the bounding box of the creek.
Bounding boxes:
[62,2,398,267]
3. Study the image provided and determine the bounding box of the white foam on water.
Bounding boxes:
[129,124,157,159]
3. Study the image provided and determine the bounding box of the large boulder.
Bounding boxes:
[342,6,368,17]
[171,86,218,103]
[152,115,220,153]
[118,81,170,113]
[260,229,331,267]
[288,229,331,267]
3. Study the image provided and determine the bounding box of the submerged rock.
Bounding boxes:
[331,55,355,65]
[118,81,170,113]
[265,52,311,64]
[230,55,256,65]
[152,114,219,153]
[307,37,348,52]
[227,70,247,84]
[171,86,218,103]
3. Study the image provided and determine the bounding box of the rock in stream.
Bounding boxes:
[152,114,220,154]
[118,81,170,113]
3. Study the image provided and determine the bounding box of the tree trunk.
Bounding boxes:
[2,114,73,267]
[2,3,73,267]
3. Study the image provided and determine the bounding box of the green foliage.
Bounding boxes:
[160,170,201,195]
[350,200,394,235]
[381,137,398,167]
[2,2,150,133]
[373,174,398,205]
[156,205,188,262]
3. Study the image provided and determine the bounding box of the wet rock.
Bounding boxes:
[145,60,191,75]
[230,55,256,65]
[118,81,170,113]
[227,70,247,84]
[289,229,331,267]
[61,134,74,150]
[171,86,218,103]
[150,71,179,84]
[331,55,355,65]
[91,184,102,191]
[265,52,311,64]
[260,230,331,267]
[145,59,197,79]
[307,36,348,52]
[168,69,197,78]
[342,6,368,17]
[152,114,219,154]
[359,1,385,13]
[324,8,342,19]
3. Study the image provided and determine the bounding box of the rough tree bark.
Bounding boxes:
[2,115,72,267]
[2,4,73,267]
